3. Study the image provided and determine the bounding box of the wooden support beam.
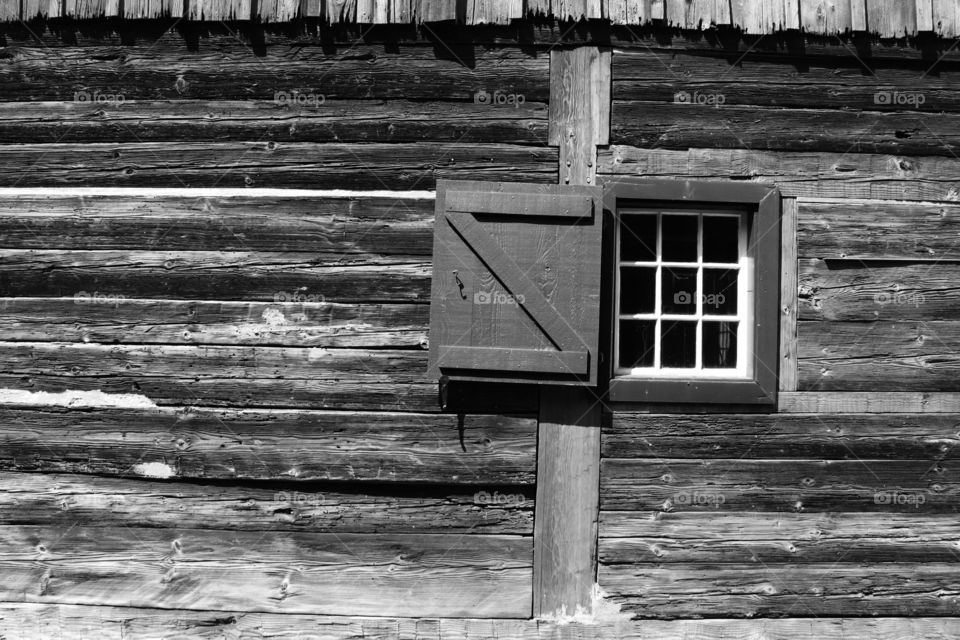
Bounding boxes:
[535,46,610,618]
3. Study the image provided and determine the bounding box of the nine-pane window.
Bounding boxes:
[615,209,752,378]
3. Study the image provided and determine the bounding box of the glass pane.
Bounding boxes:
[703,321,738,368]
[619,267,656,314]
[661,267,698,315]
[702,269,738,315]
[661,215,698,262]
[619,320,655,368]
[702,216,740,263]
[661,321,697,368]
[620,215,657,262]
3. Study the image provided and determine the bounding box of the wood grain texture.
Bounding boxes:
[0,250,431,302]
[780,198,799,392]
[731,0,801,32]
[611,101,960,156]
[5,604,958,640]
[779,391,960,412]
[0,471,534,534]
[0,100,548,145]
[0,298,429,348]
[867,0,918,36]
[603,412,960,459]
[935,0,960,35]
[601,458,960,511]
[0,406,536,483]
[0,525,532,618]
[599,146,960,201]
[600,562,960,618]
[0,142,557,189]
[798,200,960,261]
[799,259,960,321]
[600,510,960,562]
[0,194,435,252]
[800,0,855,33]
[798,320,960,391]
[0,342,436,410]
[0,46,549,102]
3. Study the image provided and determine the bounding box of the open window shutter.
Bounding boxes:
[427,180,603,386]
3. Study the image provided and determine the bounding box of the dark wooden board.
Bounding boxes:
[0,142,557,188]
[601,458,960,511]
[0,250,431,302]
[0,194,435,253]
[0,406,536,482]
[0,471,534,534]
[0,298,429,348]
[604,413,960,459]
[0,100,548,145]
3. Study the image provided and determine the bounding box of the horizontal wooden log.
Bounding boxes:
[599,511,960,562]
[0,298,428,348]
[0,472,534,534]
[3,604,957,640]
[0,406,536,483]
[600,458,960,511]
[600,563,960,618]
[0,194,435,253]
[799,259,960,321]
[798,320,960,391]
[0,250,431,302]
[799,200,960,260]
[613,51,960,109]
[0,45,549,102]
[779,391,960,413]
[0,142,557,189]
[0,525,532,617]
[0,100,548,145]
[611,101,960,156]
[599,146,960,201]
[603,413,960,459]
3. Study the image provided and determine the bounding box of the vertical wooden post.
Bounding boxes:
[534,46,610,617]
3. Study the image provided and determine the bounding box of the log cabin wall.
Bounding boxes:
[0,20,550,630]
[598,28,960,624]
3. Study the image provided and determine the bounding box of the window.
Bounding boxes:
[603,178,780,405]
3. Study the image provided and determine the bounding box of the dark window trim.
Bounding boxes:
[600,177,781,406]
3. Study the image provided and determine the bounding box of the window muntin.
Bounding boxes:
[614,209,752,379]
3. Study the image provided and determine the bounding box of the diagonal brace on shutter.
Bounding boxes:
[445,210,590,357]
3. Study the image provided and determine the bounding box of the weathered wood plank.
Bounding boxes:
[780,197,798,391]
[934,0,960,35]
[666,0,731,28]
[0,299,429,348]
[780,391,960,412]
[3,604,960,640]
[599,511,960,562]
[0,100,548,145]
[0,142,557,189]
[603,413,960,459]
[611,101,960,156]
[600,563,960,618]
[798,320,960,391]
[601,458,960,511]
[0,251,431,302]
[0,343,437,411]
[731,0,800,31]
[0,194,435,252]
[599,146,960,201]
[867,0,918,36]
[798,200,960,261]
[800,0,855,33]
[0,525,532,618]
[612,50,960,110]
[0,46,549,102]
[799,259,960,321]
[0,406,536,483]
[0,471,534,534]
[467,0,521,24]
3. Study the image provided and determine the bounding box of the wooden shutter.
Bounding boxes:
[427,180,603,386]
